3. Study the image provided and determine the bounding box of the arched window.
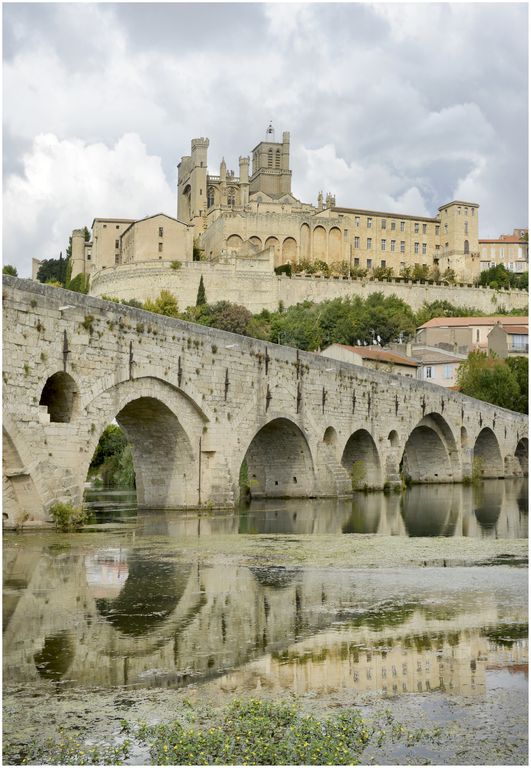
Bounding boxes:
[267,148,273,167]
[227,188,236,207]
[464,240,470,254]
[39,372,78,423]
[207,187,215,208]
[275,149,281,168]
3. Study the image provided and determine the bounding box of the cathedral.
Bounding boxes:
[67,125,481,285]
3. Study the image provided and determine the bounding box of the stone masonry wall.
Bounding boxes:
[89,260,528,314]
[3,276,528,525]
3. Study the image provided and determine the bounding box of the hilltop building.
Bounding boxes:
[62,126,526,297]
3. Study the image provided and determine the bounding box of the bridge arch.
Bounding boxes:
[341,429,382,489]
[39,371,79,423]
[400,412,459,483]
[241,417,315,499]
[82,377,206,507]
[515,437,528,476]
[473,427,503,478]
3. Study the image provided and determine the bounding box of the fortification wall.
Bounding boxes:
[90,261,528,314]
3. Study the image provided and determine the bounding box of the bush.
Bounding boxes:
[49,503,88,531]
[274,263,292,277]
[170,260,182,270]
[3,265,17,276]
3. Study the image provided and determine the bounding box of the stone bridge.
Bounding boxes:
[3,277,528,524]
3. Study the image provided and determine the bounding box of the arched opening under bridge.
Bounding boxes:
[39,371,78,423]
[88,397,195,508]
[241,418,314,499]
[473,428,504,478]
[341,429,382,490]
[515,437,528,476]
[400,413,458,483]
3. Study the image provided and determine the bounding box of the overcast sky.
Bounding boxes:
[3,2,528,276]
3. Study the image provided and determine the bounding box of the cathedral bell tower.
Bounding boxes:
[249,123,292,199]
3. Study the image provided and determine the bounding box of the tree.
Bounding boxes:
[196,275,207,306]
[456,351,522,411]
[68,273,89,294]
[507,356,528,414]
[3,265,17,276]
[143,290,180,317]
[37,257,66,285]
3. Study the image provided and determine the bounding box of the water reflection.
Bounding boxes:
[3,538,527,700]
[106,478,529,540]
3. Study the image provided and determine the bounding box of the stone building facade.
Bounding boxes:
[69,126,489,287]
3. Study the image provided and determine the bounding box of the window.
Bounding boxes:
[464,207,468,216]
[435,225,440,235]
[354,257,360,266]
[414,222,419,233]
[228,188,236,206]
[381,219,387,229]
[471,207,475,216]
[158,227,164,237]
[425,366,432,379]
[115,224,119,229]
[414,242,419,254]
[207,187,215,207]
[400,241,405,253]
[435,244,440,251]
[444,364,452,379]
[115,239,119,249]
[367,217,372,228]
[367,258,372,268]
[476,329,480,342]
[390,240,396,252]
[458,206,461,215]
[355,216,360,226]
[422,243,427,255]
[367,237,372,249]
[400,221,405,232]
[444,223,448,234]
[268,148,273,167]
[87,253,91,260]
[445,242,449,250]
[115,254,120,264]
[275,149,281,168]
[158,242,163,252]
[103,224,107,228]
[381,239,386,251]
[391,220,396,231]
[464,222,468,235]
[422,223,427,234]
[354,236,360,248]
[381,259,386,267]
[464,239,469,254]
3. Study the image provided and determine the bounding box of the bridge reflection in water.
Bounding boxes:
[100,478,529,540]
[3,522,527,699]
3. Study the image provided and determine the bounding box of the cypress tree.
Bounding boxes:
[196,275,207,306]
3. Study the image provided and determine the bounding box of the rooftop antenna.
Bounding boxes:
[266,120,276,142]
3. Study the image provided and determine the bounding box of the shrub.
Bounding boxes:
[49,503,88,531]
[170,260,182,270]
[274,263,292,277]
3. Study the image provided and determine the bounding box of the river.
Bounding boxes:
[3,479,528,765]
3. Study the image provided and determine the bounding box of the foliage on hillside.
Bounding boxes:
[478,264,528,290]
[457,351,528,413]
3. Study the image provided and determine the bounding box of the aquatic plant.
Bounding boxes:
[49,502,88,531]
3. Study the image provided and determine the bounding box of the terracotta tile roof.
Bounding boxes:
[479,236,526,243]
[334,344,418,367]
[419,316,528,329]
[499,325,528,335]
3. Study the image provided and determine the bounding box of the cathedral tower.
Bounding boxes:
[249,125,292,198]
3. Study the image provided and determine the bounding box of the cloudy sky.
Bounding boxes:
[3,2,528,276]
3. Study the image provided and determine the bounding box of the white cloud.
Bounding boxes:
[2,3,527,274]
[3,133,174,274]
